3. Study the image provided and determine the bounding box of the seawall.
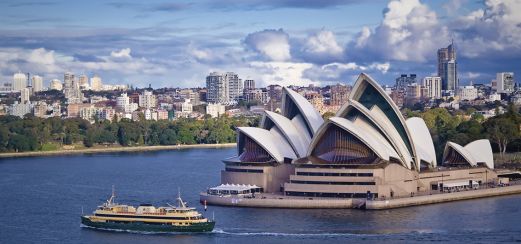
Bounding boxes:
[201,185,521,209]
[365,185,521,209]
[200,193,360,209]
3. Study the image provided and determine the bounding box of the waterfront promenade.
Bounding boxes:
[202,182,521,209]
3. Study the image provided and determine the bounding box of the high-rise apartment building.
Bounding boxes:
[423,76,442,99]
[395,74,417,90]
[12,72,27,92]
[437,42,457,91]
[492,72,515,94]
[243,79,255,92]
[78,74,89,89]
[20,88,30,104]
[32,75,43,92]
[90,75,103,91]
[206,72,242,104]
[406,83,422,101]
[139,90,157,109]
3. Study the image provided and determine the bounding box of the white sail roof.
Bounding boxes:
[406,117,437,168]
[348,73,419,170]
[282,87,324,136]
[237,127,296,163]
[262,111,309,157]
[444,141,477,167]
[464,139,494,169]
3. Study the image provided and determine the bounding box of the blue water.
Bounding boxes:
[1,148,521,244]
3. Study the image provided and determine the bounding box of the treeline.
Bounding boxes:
[405,104,521,161]
[0,115,260,152]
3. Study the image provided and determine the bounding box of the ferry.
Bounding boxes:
[81,190,215,233]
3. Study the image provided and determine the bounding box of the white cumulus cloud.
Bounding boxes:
[110,48,132,59]
[244,29,291,61]
[301,30,343,58]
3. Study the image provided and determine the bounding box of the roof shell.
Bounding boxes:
[406,117,437,168]
[464,139,494,169]
[237,127,296,163]
[262,111,309,157]
[282,87,324,136]
[443,141,477,166]
[348,73,419,169]
[337,99,412,169]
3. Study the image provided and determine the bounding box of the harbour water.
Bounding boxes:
[1,148,521,243]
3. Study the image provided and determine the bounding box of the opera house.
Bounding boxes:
[205,73,500,203]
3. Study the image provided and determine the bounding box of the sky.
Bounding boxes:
[0,0,520,88]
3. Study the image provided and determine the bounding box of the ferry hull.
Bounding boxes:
[81,216,215,233]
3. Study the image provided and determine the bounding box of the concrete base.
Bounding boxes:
[201,185,521,209]
[200,193,361,209]
[366,184,521,209]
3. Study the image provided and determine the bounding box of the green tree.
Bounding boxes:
[484,117,519,157]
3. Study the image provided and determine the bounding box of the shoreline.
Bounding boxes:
[0,143,236,158]
[200,184,521,209]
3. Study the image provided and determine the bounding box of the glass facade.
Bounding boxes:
[311,124,377,164]
[238,136,274,162]
[443,148,470,167]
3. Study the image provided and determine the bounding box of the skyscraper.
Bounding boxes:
[444,60,457,91]
[32,75,43,92]
[206,72,243,104]
[12,72,27,92]
[437,41,457,91]
[63,72,74,97]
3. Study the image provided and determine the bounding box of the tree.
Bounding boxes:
[484,117,519,157]
[322,112,335,120]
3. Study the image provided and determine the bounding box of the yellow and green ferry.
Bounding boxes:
[81,190,215,233]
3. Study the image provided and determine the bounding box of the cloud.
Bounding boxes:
[206,0,363,10]
[299,30,344,63]
[349,0,449,63]
[244,29,291,61]
[149,2,192,12]
[303,61,391,83]
[443,0,467,17]
[0,47,168,84]
[107,2,191,12]
[7,1,57,7]
[249,61,314,86]
[110,48,132,59]
[454,0,521,59]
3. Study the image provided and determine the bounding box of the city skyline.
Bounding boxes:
[0,0,520,88]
